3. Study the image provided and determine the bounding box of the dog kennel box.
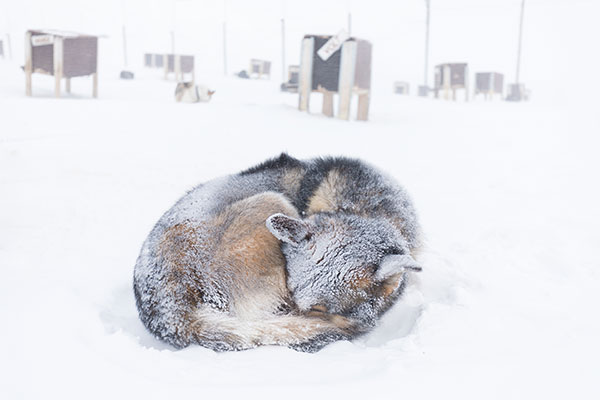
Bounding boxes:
[506,83,529,102]
[249,59,271,79]
[281,65,300,92]
[394,81,410,95]
[434,63,469,101]
[162,54,194,81]
[25,29,98,97]
[144,53,153,67]
[299,34,372,121]
[418,85,430,97]
[475,72,504,99]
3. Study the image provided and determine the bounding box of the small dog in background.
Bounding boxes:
[175,82,215,103]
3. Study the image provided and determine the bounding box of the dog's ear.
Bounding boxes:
[376,254,422,279]
[266,213,310,245]
[375,254,421,297]
[208,90,215,96]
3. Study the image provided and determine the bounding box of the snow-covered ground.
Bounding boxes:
[2,1,600,399]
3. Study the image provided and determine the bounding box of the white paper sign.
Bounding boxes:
[31,35,54,47]
[316,30,350,61]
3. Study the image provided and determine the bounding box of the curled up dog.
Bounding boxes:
[133,154,422,352]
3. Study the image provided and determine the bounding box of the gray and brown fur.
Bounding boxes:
[133,154,421,352]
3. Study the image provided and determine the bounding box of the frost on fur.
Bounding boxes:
[133,154,422,352]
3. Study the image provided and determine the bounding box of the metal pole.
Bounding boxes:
[122,25,128,67]
[170,30,175,54]
[281,18,286,82]
[424,0,430,88]
[348,13,352,35]
[515,0,525,84]
[223,0,228,76]
[223,22,227,75]
[6,33,12,59]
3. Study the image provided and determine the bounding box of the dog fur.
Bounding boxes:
[133,154,421,352]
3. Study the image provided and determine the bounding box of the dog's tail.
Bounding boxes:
[186,306,359,353]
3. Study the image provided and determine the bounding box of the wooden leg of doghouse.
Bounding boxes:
[65,78,71,94]
[54,75,61,98]
[322,91,334,117]
[357,92,370,121]
[25,68,32,97]
[298,37,314,112]
[338,40,357,121]
[164,54,168,80]
[465,66,469,102]
[175,55,181,82]
[92,73,98,98]
[25,32,32,96]
[53,37,64,98]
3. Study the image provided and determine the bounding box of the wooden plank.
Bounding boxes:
[354,40,372,90]
[25,31,33,96]
[322,90,334,117]
[443,65,450,100]
[337,40,357,120]
[465,65,469,102]
[298,37,314,112]
[92,72,98,98]
[163,54,168,79]
[357,93,370,121]
[53,37,63,98]
[175,55,182,82]
[316,30,349,61]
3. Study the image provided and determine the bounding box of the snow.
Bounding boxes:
[1,0,600,399]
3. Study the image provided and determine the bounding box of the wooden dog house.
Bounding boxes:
[299,34,372,121]
[25,30,98,98]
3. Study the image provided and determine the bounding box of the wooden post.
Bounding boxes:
[65,78,71,93]
[7,33,12,59]
[92,72,98,98]
[465,65,469,102]
[515,0,525,86]
[222,21,228,76]
[357,92,370,121]
[175,55,182,82]
[164,54,168,79]
[93,37,99,98]
[347,12,352,35]
[424,0,430,90]
[122,25,128,68]
[337,40,357,121]
[298,37,314,112]
[24,32,32,96]
[281,18,286,82]
[321,89,334,117]
[443,66,450,100]
[53,37,64,98]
